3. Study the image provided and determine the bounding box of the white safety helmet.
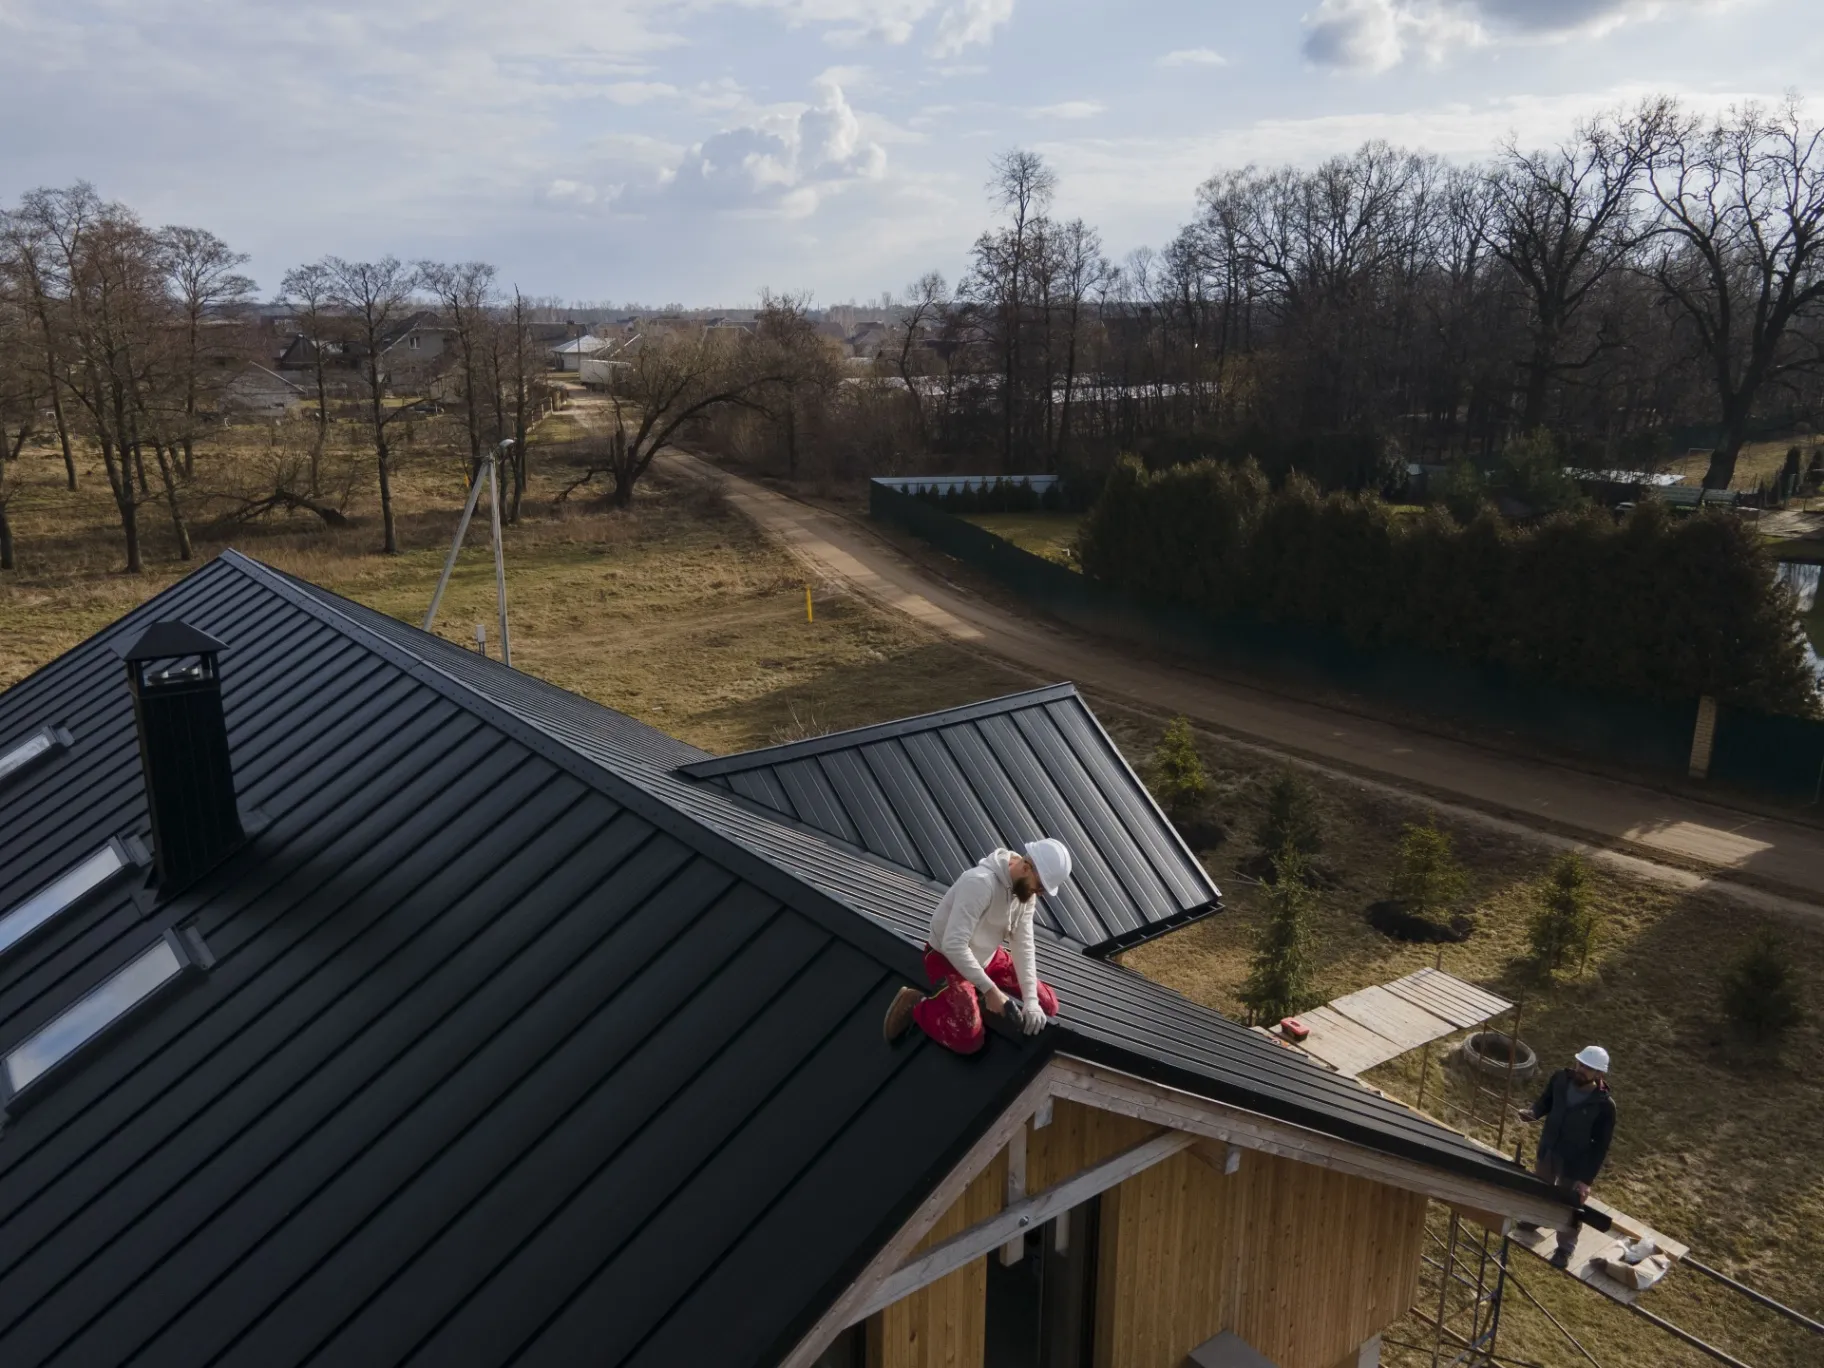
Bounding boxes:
[1575,1045,1611,1074]
[1023,838,1072,897]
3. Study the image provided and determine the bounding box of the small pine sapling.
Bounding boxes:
[1391,820,1467,921]
[1239,841,1315,1026]
[1721,931,1805,1042]
[1149,716,1209,818]
[1528,852,1599,974]
[1255,770,1322,861]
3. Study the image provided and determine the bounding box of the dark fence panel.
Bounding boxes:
[871,481,1824,805]
[1711,710,1824,803]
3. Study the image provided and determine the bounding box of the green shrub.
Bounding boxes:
[1721,931,1806,1042]
[1148,716,1208,817]
[1529,853,1599,974]
[1498,428,1583,515]
[1239,841,1315,1025]
[1076,454,1817,715]
[1391,821,1467,920]
[1255,770,1322,861]
[1435,459,1492,525]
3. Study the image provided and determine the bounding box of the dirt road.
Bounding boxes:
[663,451,1824,917]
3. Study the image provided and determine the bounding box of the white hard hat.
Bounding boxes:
[1575,1045,1610,1073]
[1023,838,1072,897]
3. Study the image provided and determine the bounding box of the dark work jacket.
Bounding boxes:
[1532,1068,1616,1187]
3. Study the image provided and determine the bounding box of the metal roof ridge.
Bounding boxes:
[675,682,1082,778]
[213,551,931,983]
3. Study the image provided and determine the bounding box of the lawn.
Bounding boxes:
[1668,434,1823,494]
[0,417,1030,747]
[960,511,1084,568]
[5,421,1821,1368]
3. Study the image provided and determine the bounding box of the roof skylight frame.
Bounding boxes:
[1,926,208,1114]
[0,835,152,963]
[0,726,73,789]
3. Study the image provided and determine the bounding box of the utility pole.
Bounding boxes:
[425,438,515,667]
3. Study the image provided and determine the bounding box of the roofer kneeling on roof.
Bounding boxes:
[1516,1044,1617,1269]
[883,840,1070,1053]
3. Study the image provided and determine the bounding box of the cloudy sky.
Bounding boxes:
[2,0,1818,306]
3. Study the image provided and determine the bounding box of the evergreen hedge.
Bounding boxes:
[906,477,1082,515]
[1078,456,1818,715]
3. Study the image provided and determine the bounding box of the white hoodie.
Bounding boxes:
[927,850,1039,1007]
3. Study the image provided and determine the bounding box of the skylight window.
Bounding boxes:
[2,929,202,1106]
[0,727,71,786]
[0,837,148,960]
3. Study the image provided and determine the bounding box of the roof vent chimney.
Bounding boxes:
[121,621,244,891]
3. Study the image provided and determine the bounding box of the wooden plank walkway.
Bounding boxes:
[1293,970,1513,1078]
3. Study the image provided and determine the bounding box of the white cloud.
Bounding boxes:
[598,77,887,218]
[1031,100,1105,120]
[728,0,1015,54]
[603,81,680,104]
[1300,0,1724,72]
[932,0,1014,56]
[1158,48,1229,68]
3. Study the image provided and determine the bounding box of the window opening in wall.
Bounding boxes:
[809,1322,865,1368]
[2,927,204,1106]
[0,837,148,960]
[984,1195,1100,1368]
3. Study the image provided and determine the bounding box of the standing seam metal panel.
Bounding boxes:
[815,750,927,874]
[1041,700,1213,907]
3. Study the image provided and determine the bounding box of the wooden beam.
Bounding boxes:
[1049,1056,1571,1230]
[1033,1095,1054,1129]
[850,1129,1196,1324]
[1191,1139,1243,1176]
[777,1064,1058,1368]
[1001,1125,1028,1266]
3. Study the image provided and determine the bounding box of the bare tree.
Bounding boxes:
[1648,98,1824,488]
[1484,102,1673,430]
[278,261,339,492]
[160,225,255,476]
[0,209,79,490]
[1048,218,1111,462]
[0,274,43,569]
[967,149,1056,469]
[893,272,949,443]
[21,185,168,570]
[564,328,785,507]
[323,256,419,554]
[418,259,497,474]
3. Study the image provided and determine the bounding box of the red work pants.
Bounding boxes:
[911,945,1059,1055]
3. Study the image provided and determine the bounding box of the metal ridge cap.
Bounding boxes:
[676,683,1083,778]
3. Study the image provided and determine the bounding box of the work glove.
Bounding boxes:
[1019,999,1048,1035]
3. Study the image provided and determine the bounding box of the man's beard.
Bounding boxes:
[1012,875,1040,900]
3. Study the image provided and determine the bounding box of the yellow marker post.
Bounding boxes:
[805,585,814,623]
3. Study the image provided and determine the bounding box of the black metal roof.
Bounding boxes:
[0,552,1562,1368]
[678,684,1220,953]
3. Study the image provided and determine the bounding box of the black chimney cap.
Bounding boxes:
[119,622,228,663]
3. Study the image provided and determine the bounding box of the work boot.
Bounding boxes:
[883,986,921,1043]
[1550,1247,1573,1270]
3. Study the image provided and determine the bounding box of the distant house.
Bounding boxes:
[220,363,307,416]
[847,320,892,359]
[276,311,451,375]
[550,335,611,371]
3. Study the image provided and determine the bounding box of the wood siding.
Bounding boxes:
[1097,1142,1425,1368]
[870,1153,1006,1368]
[867,1099,1426,1368]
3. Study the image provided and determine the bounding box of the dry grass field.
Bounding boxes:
[4,416,1821,1367]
